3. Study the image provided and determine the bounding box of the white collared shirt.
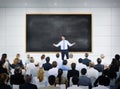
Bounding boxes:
[92,85,109,89]
[55,40,73,50]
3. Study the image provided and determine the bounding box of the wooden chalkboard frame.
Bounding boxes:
[25,13,92,53]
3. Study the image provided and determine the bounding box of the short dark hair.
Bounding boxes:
[46,57,50,63]
[72,77,79,85]
[71,63,76,70]
[52,61,57,67]
[24,74,32,83]
[81,68,87,75]
[56,53,60,58]
[97,58,101,64]
[63,60,67,65]
[78,58,83,63]
[48,75,56,85]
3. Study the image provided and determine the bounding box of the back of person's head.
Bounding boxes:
[115,54,120,61]
[89,62,94,68]
[52,61,57,67]
[81,68,87,75]
[48,75,56,85]
[99,76,110,86]
[24,74,32,83]
[72,77,79,85]
[0,53,7,65]
[97,58,102,64]
[0,73,9,84]
[46,57,50,63]
[16,53,20,58]
[69,53,73,58]
[71,63,76,70]
[41,54,45,60]
[13,58,19,65]
[29,57,34,63]
[56,53,60,58]
[100,54,105,59]
[63,60,67,65]
[78,58,83,63]
[14,67,22,75]
[85,53,89,58]
[37,67,44,82]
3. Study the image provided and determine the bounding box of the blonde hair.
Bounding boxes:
[37,67,44,82]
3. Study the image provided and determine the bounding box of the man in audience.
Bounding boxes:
[92,74,110,89]
[82,53,91,66]
[87,62,99,79]
[67,77,82,89]
[67,63,79,86]
[42,57,52,71]
[20,74,38,89]
[78,68,92,89]
[94,58,104,72]
[48,61,58,77]
[43,75,60,89]
[60,60,70,71]
[55,53,63,68]
[76,58,88,74]
[25,54,31,66]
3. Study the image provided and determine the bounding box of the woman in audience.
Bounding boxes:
[10,67,25,85]
[20,74,38,89]
[39,54,46,67]
[0,53,10,74]
[56,68,68,88]
[32,67,48,88]
[0,73,12,89]
[0,61,8,74]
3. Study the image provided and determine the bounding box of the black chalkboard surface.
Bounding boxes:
[26,14,92,52]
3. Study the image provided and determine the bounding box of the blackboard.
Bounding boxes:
[26,14,92,52]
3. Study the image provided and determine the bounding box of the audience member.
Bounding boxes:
[82,53,91,66]
[20,74,38,89]
[56,69,68,88]
[33,67,48,88]
[0,61,8,74]
[67,63,79,86]
[67,77,82,89]
[55,53,63,68]
[78,68,92,89]
[60,60,70,71]
[0,73,12,89]
[94,58,104,72]
[42,57,52,71]
[10,67,25,85]
[76,58,88,74]
[25,54,31,66]
[39,54,46,67]
[26,57,38,77]
[43,75,60,89]
[87,62,99,79]
[0,53,10,74]
[48,61,58,77]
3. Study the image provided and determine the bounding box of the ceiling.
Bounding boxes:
[0,0,120,8]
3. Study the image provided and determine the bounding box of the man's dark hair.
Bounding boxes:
[81,68,87,75]
[56,53,60,58]
[63,60,67,65]
[46,57,50,63]
[48,75,56,85]
[97,58,101,64]
[71,63,76,70]
[78,58,83,63]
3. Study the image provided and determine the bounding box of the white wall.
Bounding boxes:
[0,7,120,65]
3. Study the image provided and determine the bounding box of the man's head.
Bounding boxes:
[61,35,65,40]
[48,75,56,85]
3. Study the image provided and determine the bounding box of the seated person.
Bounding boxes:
[20,74,38,89]
[10,67,25,85]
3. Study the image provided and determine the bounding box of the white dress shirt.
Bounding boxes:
[92,85,109,89]
[48,67,58,77]
[67,85,83,89]
[55,40,73,50]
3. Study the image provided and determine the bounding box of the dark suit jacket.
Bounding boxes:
[0,67,8,74]
[20,83,38,89]
[82,58,91,66]
[67,69,79,84]
[0,83,12,89]
[94,64,104,72]
[42,63,52,71]
[10,74,25,85]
